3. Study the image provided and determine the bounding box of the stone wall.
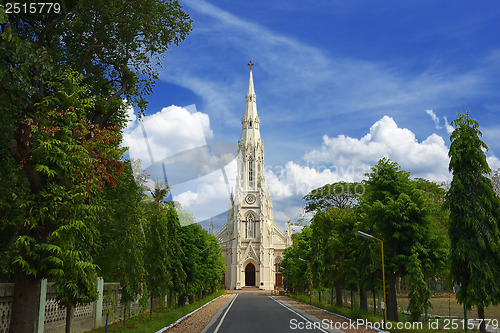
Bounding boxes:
[0,279,142,333]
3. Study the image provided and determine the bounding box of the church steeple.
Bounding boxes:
[241,62,261,144]
[216,63,291,291]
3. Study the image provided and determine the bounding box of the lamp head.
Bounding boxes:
[357,230,375,240]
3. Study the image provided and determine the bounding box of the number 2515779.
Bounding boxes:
[4,3,61,14]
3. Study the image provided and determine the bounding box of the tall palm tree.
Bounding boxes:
[150,180,172,203]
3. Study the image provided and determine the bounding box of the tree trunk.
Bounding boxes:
[360,286,368,312]
[478,306,486,333]
[9,268,42,333]
[65,306,74,333]
[386,272,399,322]
[168,290,172,308]
[350,290,354,310]
[318,290,321,303]
[150,296,153,319]
[178,295,186,307]
[335,279,343,307]
[330,288,334,305]
[123,305,127,328]
[373,291,377,315]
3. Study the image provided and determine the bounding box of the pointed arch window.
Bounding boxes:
[248,157,254,186]
[249,120,253,128]
[246,213,256,238]
[275,257,282,272]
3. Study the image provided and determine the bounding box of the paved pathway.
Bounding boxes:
[202,293,343,333]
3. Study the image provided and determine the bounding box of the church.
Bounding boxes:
[215,64,292,290]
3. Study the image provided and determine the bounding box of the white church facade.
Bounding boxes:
[215,65,292,290]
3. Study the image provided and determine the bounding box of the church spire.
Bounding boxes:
[246,62,256,99]
[241,62,260,144]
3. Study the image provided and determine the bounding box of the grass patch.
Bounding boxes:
[284,293,463,332]
[87,290,225,333]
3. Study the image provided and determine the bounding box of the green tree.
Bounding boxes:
[282,226,312,294]
[1,1,191,330]
[310,208,358,307]
[174,221,224,305]
[303,182,363,213]
[410,178,450,293]
[361,158,435,322]
[0,156,27,282]
[151,179,173,203]
[143,200,172,318]
[446,109,500,333]
[199,233,226,295]
[407,248,432,322]
[305,182,373,309]
[53,250,98,333]
[178,223,204,305]
[7,71,119,333]
[95,161,146,326]
[165,204,187,307]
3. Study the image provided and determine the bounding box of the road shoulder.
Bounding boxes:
[161,294,232,333]
[276,296,378,333]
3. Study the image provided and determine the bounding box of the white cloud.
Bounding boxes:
[487,156,500,172]
[173,159,237,222]
[426,109,442,129]
[304,116,451,182]
[265,162,342,200]
[124,103,137,128]
[175,190,199,207]
[121,103,238,223]
[425,109,456,136]
[443,115,454,135]
[123,105,213,168]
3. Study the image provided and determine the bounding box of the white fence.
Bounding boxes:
[0,278,141,333]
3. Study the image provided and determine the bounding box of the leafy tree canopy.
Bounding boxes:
[446,109,500,316]
[361,157,438,321]
[303,182,363,213]
[1,1,192,330]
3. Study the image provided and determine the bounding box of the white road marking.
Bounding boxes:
[268,295,330,333]
[213,294,238,333]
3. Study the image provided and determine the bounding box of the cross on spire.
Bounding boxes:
[248,61,254,70]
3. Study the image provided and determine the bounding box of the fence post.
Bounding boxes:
[94,277,104,328]
[37,279,47,333]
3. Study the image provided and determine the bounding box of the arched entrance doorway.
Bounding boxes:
[245,263,256,286]
[274,261,283,287]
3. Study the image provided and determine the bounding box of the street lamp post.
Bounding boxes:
[279,266,288,294]
[357,231,387,332]
[299,258,312,305]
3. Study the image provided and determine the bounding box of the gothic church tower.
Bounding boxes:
[216,64,292,290]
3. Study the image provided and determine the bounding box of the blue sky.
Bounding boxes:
[124,0,500,231]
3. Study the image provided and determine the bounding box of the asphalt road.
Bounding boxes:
[202,293,342,333]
